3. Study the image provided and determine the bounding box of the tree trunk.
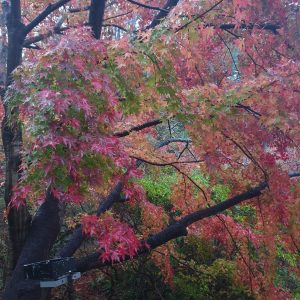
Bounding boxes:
[3,190,62,300]
[2,8,31,268]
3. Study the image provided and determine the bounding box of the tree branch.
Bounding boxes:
[114,118,162,137]
[102,23,128,32]
[59,182,124,257]
[219,22,281,34]
[130,156,202,166]
[75,172,300,273]
[127,0,168,12]
[147,0,180,29]
[23,0,71,36]
[155,138,191,148]
[23,13,81,49]
[175,0,224,32]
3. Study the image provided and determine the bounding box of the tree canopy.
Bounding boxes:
[1,0,300,299]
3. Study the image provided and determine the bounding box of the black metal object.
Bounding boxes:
[24,257,76,281]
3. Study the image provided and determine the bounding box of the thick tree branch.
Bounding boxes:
[23,0,71,36]
[4,0,30,269]
[219,22,281,34]
[23,25,68,48]
[75,172,300,273]
[114,118,162,137]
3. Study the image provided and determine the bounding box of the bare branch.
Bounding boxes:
[175,0,224,32]
[102,23,128,32]
[130,156,202,166]
[127,0,168,13]
[219,22,280,34]
[104,10,133,21]
[156,138,191,148]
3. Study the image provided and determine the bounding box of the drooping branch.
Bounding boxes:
[114,118,162,137]
[75,172,300,273]
[22,0,71,36]
[127,0,168,12]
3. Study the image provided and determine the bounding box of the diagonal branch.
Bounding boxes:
[23,16,67,48]
[75,172,300,272]
[23,0,71,36]
[114,118,162,137]
[175,0,224,32]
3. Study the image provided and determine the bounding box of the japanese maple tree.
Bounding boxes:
[1,0,300,299]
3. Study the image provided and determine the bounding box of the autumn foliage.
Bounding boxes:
[2,0,300,299]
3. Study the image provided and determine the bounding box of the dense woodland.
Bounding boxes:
[0,0,299,299]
